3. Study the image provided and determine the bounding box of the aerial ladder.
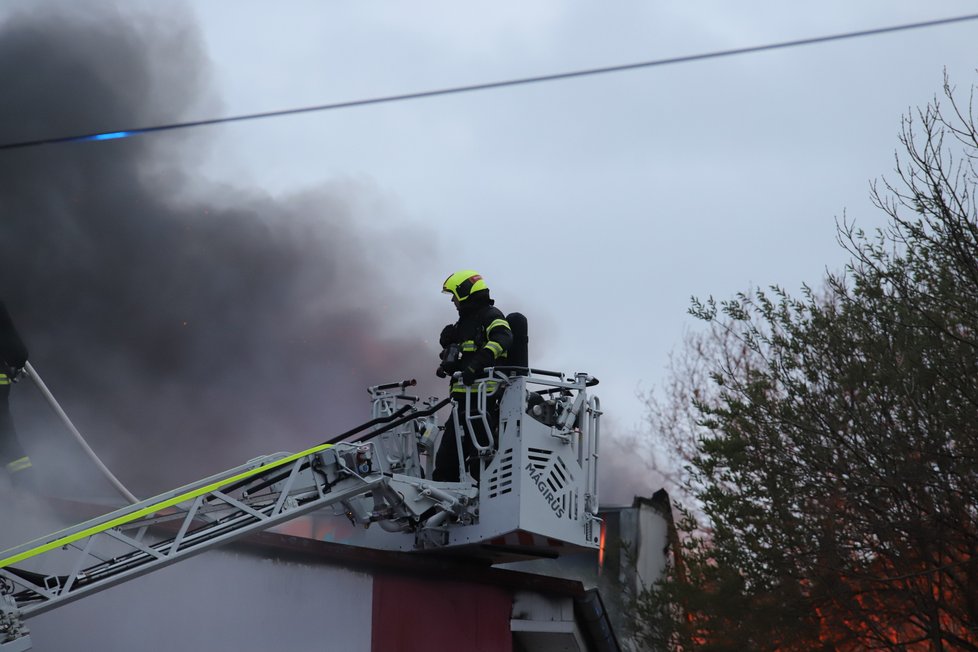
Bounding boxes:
[0,360,603,651]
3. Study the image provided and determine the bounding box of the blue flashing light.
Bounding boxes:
[88,131,134,141]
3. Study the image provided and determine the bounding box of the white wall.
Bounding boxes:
[635,504,669,590]
[28,549,374,651]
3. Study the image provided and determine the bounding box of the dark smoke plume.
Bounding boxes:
[0,3,445,496]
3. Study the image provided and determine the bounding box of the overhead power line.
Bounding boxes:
[2,12,977,152]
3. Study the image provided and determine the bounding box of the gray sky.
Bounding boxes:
[3,1,977,503]
[184,2,978,425]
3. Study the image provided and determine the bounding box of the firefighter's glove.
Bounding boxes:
[438,360,462,378]
[439,324,457,348]
[460,365,479,386]
[11,367,25,383]
[461,351,492,386]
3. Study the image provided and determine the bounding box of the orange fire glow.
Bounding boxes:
[598,518,606,575]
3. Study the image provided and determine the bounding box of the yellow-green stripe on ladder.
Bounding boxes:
[0,442,333,569]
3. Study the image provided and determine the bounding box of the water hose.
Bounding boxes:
[25,361,139,504]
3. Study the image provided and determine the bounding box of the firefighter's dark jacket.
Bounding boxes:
[441,291,512,393]
[0,301,28,378]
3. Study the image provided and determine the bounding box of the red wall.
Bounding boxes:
[371,574,513,652]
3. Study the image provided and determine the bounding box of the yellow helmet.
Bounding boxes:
[442,270,488,303]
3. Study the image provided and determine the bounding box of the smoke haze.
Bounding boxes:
[0,2,445,496]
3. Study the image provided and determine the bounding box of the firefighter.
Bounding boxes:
[0,300,31,487]
[433,270,513,482]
